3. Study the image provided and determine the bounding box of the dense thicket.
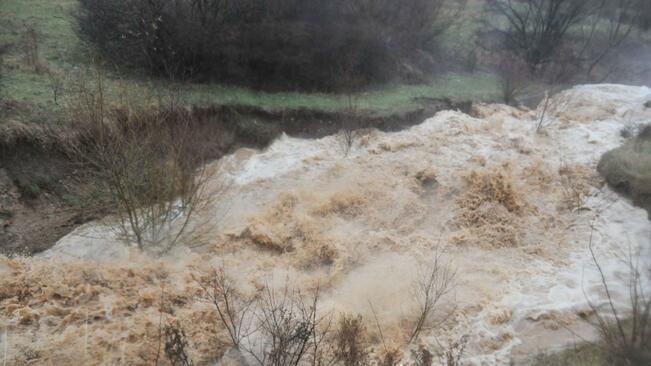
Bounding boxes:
[77,0,460,91]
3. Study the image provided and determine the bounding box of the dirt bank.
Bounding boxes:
[0,98,469,255]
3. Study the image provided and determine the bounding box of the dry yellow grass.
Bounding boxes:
[453,163,528,247]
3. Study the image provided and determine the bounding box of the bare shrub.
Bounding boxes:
[585,229,651,366]
[195,268,256,349]
[408,252,457,344]
[244,285,323,366]
[536,91,554,132]
[45,69,65,105]
[337,96,362,157]
[438,336,468,366]
[535,88,571,132]
[581,0,637,81]
[411,345,434,366]
[66,69,212,253]
[164,321,194,366]
[333,314,369,366]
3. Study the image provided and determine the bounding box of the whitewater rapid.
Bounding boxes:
[3,84,651,365]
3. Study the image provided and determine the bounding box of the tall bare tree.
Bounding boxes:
[487,0,589,69]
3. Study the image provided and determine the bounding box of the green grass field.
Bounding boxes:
[0,0,500,121]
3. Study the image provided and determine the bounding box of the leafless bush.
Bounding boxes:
[408,252,457,345]
[66,69,212,253]
[534,88,571,132]
[195,268,256,349]
[164,321,194,366]
[333,314,369,366]
[45,69,64,105]
[581,0,637,81]
[585,229,651,366]
[338,96,362,157]
[438,336,468,366]
[411,345,434,366]
[244,285,324,366]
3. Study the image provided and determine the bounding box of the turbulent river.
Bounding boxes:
[1,84,650,365]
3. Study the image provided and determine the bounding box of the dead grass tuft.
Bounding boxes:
[453,164,527,247]
[311,190,367,218]
[458,164,525,214]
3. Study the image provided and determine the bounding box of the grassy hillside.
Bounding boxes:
[0,0,500,122]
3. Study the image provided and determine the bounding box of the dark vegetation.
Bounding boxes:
[639,0,651,31]
[486,0,590,71]
[485,0,645,104]
[76,0,464,91]
[598,125,651,217]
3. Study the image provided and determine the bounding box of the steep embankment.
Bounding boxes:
[1,85,650,365]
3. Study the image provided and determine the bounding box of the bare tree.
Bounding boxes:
[195,267,257,349]
[407,251,457,344]
[332,314,368,366]
[580,0,637,81]
[46,68,64,105]
[163,321,194,366]
[337,95,362,158]
[438,336,468,366]
[66,68,212,253]
[486,0,589,70]
[487,0,637,82]
[244,284,324,366]
[411,346,434,366]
